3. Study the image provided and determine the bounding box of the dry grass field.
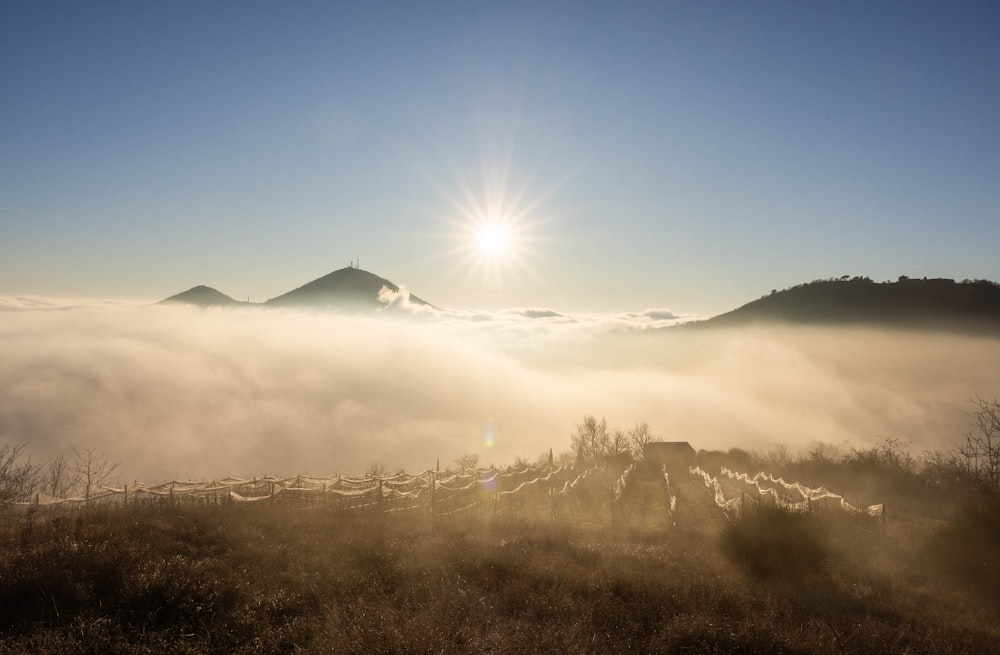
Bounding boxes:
[3,450,999,655]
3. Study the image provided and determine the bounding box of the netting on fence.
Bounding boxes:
[690,466,744,521]
[690,465,885,530]
[613,463,636,501]
[552,464,615,528]
[663,468,677,514]
[719,468,884,517]
[3,460,674,533]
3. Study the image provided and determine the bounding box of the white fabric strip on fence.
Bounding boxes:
[720,467,884,517]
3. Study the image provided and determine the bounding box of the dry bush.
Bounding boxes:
[720,506,829,581]
[0,444,38,504]
[926,492,1000,609]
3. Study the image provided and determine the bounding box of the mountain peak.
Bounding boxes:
[159,285,241,307]
[158,267,432,310]
[265,267,430,308]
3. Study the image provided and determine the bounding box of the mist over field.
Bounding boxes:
[1,297,997,481]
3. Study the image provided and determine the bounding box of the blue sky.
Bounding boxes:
[2,1,999,315]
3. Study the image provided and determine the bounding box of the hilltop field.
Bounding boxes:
[3,436,1000,655]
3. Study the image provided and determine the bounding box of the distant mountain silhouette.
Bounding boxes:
[701,276,1000,330]
[265,267,431,309]
[159,285,242,307]
[159,267,431,310]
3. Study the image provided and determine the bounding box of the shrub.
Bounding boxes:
[0,444,38,504]
[927,492,1000,608]
[720,506,828,581]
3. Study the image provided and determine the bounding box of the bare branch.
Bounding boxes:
[0,444,40,503]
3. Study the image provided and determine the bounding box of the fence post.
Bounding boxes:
[124,484,128,507]
[807,495,812,514]
[379,479,384,517]
[881,505,887,536]
[431,471,436,526]
[610,483,617,531]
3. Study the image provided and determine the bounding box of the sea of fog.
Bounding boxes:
[2,295,998,482]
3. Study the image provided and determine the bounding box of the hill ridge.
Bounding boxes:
[159,285,242,307]
[158,267,431,310]
[701,276,1000,330]
[265,267,431,309]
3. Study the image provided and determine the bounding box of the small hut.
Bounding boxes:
[643,441,696,475]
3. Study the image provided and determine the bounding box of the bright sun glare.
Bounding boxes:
[475,221,511,257]
[433,157,552,293]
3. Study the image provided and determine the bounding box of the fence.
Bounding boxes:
[3,459,686,536]
[690,465,886,533]
[1,462,628,531]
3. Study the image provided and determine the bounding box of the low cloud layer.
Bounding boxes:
[1,297,998,482]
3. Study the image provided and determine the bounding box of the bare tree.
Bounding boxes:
[626,422,653,459]
[762,444,792,470]
[571,416,611,462]
[0,444,39,503]
[960,396,1000,492]
[554,450,576,468]
[454,453,480,471]
[72,447,120,498]
[42,454,78,498]
[609,428,629,457]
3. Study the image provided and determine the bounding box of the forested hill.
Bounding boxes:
[701,277,1000,330]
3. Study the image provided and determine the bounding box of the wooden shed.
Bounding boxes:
[643,441,696,473]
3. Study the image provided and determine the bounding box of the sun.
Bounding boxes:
[475,221,512,258]
[424,145,566,301]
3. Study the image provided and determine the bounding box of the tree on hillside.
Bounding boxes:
[42,454,78,498]
[454,453,480,471]
[571,416,611,462]
[609,428,629,457]
[72,447,119,496]
[0,444,38,504]
[961,397,1000,492]
[627,422,653,459]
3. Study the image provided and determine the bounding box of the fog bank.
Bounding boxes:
[1,299,997,481]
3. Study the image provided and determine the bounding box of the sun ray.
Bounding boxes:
[404,116,601,306]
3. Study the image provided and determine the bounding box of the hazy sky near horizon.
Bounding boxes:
[3,1,999,315]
